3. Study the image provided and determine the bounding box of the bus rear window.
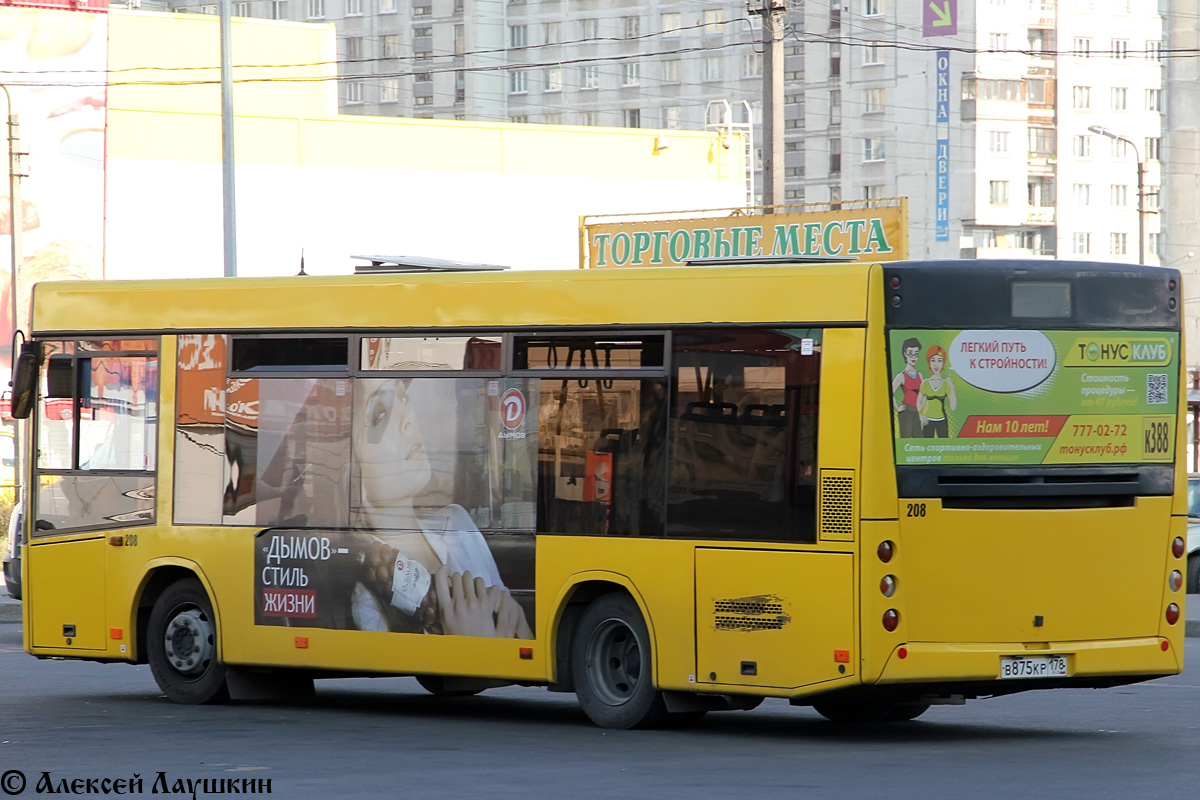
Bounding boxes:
[1012,281,1071,319]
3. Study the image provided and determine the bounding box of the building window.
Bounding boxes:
[379,0,396,11]
[510,25,527,47]
[1029,127,1055,157]
[380,78,400,103]
[1073,86,1091,109]
[511,115,529,123]
[343,80,363,103]
[1074,135,1091,157]
[415,71,431,83]
[412,26,432,37]
[703,9,723,33]
[1110,232,1128,255]
[1111,87,1127,110]
[544,113,563,124]
[413,4,430,14]
[864,87,885,113]
[454,24,464,54]
[744,52,763,77]
[307,0,323,17]
[580,18,598,39]
[1073,232,1091,254]
[1148,233,1161,256]
[454,70,464,102]
[704,56,721,81]
[829,0,841,29]
[346,36,363,60]
[1145,185,1160,210]
[988,33,1008,51]
[863,184,883,199]
[622,16,640,38]
[582,65,599,89]
[623,108,641,128]
[1028,28,1050,53]
[622,62,640,86]
[1028,177,1055,207]
[1074,183,1091,205]
[1146,41,1162,61]
[1146,89,1163,111]
[414,95,432,106]
[544,22,561,44]
[1026,78,1048,104]
[233,1,250,15]
[545,68,562,92]
[830,42,841,76]
[382,35,400,58]
[988,130,1008,153]
[346,0,363,13]
[509,70,528,94]
[661,12,681,36]
[829,137,841,174]
[864,0,883,15]
[582,111,599,126]
[1111,39,1128,59]
[664,106,681,129]
[1110,184,1128,207]
[989,180,1009,206]
[830,89,841,120]
[271,0,287,18]
[863,42,883,65]
[1147,137,1162,160]
[663,60,680,83]
[1110,137,1129,158]
[1073,37,1091,57]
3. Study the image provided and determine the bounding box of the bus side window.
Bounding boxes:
[666,328,820,543]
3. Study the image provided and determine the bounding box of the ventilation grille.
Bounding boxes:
[820,470,855,540]
[712,597,790,631]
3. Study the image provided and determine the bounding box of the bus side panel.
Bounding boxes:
[28,537,107,651]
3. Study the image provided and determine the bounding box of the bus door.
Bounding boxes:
[671,327,859,690]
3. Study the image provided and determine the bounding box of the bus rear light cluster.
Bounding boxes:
[880,575,897,597]
[1166,604,1180,625]
[883,609,900,631]
[878,540,895,563]
[1172,537,1185,558]
[1169,571,1183,592]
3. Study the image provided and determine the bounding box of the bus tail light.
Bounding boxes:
[1172,537,1185,558]
[1169,571,1183,592]
[880,575,897,597]
[1165,604,1180,625]
[878,541,895,563]
[883,609,900,631]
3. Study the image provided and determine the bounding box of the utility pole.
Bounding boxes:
[751,0,787,209]
[219,0,238,277]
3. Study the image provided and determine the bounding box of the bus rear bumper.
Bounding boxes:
[873,636,1182,688]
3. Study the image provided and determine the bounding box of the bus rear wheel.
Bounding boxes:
[571,592,671,729]
[147,578,229,705]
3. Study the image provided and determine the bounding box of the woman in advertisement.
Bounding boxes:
[917,345,957,438]
[349,378,533,639]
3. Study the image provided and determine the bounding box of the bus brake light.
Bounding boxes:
[1165,604,1180,625]
[878,541,895,563]
[883,609,899,631]
[1172,537,1185,558]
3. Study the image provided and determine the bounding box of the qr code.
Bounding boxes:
[1147,373,1168,404]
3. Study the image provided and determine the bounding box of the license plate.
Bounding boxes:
[999,655,1067,679]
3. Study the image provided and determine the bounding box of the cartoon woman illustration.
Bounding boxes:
[891,337,924,438]
[349,378,532,639]
[917,345,957,438]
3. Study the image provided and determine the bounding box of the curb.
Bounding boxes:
[0,601,21,624]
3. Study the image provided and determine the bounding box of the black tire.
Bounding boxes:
[883,703,931,722]
[415,675,484,697]
[571,592,670,729]
[811,696,894,724]
[147,578,229,704]
[1187,553,1200,594]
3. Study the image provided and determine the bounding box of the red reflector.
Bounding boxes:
[107,536,123,547]
[897,647,908,659]
[883,609,900,632]
[519,647,533,660]
[1165,604,1180,625]
[110,628,123,640]
[834,649,850,663]
[1162,641,1170,651]
[295,636,309,649]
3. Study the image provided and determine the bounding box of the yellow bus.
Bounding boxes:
[11,258,1188,727]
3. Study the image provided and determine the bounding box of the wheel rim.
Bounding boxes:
[163,607,215,678]
[584,617,643,706]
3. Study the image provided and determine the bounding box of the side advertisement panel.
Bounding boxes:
[888,329,1178,466]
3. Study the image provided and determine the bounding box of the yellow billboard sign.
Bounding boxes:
[583,199,908,268]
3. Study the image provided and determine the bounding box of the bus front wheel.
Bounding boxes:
[571,592,672,729]
[147,578,229,705]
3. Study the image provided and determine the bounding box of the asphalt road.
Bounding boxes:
[1,621,1199,800]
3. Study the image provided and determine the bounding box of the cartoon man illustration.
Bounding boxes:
[891,337,924,438]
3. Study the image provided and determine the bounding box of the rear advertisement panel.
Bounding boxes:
[888,329,1178,466]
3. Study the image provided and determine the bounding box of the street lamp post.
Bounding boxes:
[0,83,22,508]
[1088,124,1145,264]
